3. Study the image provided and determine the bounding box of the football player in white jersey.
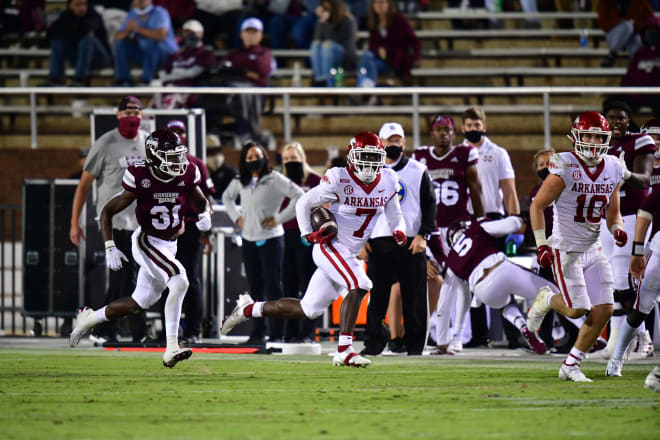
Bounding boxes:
[528,111,627,382]
[221,132,407,367]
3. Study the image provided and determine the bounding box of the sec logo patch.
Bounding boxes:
[572,170,581,180]
[344,185,354,195]
[141,179,151,188]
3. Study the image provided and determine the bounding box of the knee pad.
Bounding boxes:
[167,274,189,298]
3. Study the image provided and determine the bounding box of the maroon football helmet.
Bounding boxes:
[641,119,660,155]
[347,131,385,183]
[145,129,189,177]
[569,111,611,165]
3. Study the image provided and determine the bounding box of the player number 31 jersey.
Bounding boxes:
[548,152,623,252]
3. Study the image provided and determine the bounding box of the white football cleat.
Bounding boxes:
[606,358,624,377]
[69,307,97,347]
[558,363,593,382]
[333,347,371,368]
[527,286,553,333]
[163,347,193,368]
[644,367,660,393]
[220,294,254,335]
[448,336,463,353]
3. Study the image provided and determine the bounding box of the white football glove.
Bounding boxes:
[619,152,632,180]
[196,211,212,231]
[105,242,128,271]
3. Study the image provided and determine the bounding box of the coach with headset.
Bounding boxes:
[360,122,437,356]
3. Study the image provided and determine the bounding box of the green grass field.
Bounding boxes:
[1,349,658,440]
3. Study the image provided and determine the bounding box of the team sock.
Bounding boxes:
[502,304,526,331]
[95,306,109,324]
[245,302,264,318]
[612,319,638,360]
[564,347,585,368]
[338,333,353,353]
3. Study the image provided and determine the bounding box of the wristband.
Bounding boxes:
[533,229,547,247]
[104,240,116,250]
[609,223,623,235]
[632,241,645,256]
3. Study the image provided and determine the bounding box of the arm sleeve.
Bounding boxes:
[481,216,524,237]
[295,170,340,236]
[418,170,437,236]
[221,178,242,223]
[273,173,305,225]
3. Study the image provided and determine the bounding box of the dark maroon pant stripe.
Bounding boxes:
[138,232,175,277]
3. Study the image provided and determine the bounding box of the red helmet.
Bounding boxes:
[569,111,611,165]
[145,129,189,177]
[347,131,385,183]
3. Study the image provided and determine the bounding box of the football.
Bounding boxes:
[310,206,337,234]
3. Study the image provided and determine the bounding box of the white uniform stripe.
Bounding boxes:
[634,135,655,150]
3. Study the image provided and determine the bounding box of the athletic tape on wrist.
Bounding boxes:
[104,240,116,250]
[533,229,547,247]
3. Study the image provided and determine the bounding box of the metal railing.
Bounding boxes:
[1,205,22,335]
[2,86,659,149]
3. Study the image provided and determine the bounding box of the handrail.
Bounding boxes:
[2,86,659,150]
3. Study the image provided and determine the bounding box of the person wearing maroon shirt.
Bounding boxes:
[357,0,420,88]
[166,121,216,343]
[279,142,322,341]
[620,25,660,116]
[641,119,660,193]
[160,20,216,87]
[218,17,274,145]
[599,100,656,358]
[69,130,212,368]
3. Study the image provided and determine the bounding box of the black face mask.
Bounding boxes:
[246,157,266,173]
[285,161,304,183]
[385,146,403,160]
[465,130,484,143]
[537,167,550,181]
[182,33,202,48]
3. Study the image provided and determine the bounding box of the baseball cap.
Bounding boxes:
[166,120,186,133]
[182,19,204,34]
[431,114,455,131]
[378,122,405,140]
[118,96,142,111]
[241,17,263,32]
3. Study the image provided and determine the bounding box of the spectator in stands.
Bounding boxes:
[70,96,148,343]
[357,0,420,89]
[620,24,660,116]
[310,0,358,86]
[164,120,216,344]
[214,17,274,146]
[45,0,111,86]
[207,144,238,200]
[222,142,304,344]
[193,0,243,47]
[0,0,45,37]
[279,142,322,341]
[346,0,369,28]
[270,0,319,49]
[156,19,216,108]
[598,0,660,67]
[113,0,178,85]
[154,0,195,32]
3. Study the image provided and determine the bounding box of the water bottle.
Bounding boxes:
[505,240,517,256]
[579,29,588,48]
[328,67,337,87]
[334,67,344,88]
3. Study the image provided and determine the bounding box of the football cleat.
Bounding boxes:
[69,307,97,347]
[522,327,547,355]
[628,330,654,360]
[643,367,660,393]
[559,363,593,382]
[448,336,463,353]
[163,347,193,368]
[527,286,553,333]
[589,337,607,353]
[332,347,371,368]
[220,294,254,335]
[606,358,624,377]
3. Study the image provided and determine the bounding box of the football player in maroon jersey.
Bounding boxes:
[599,101,656,358]
[69,130,211,368]
[641,119,660,192]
